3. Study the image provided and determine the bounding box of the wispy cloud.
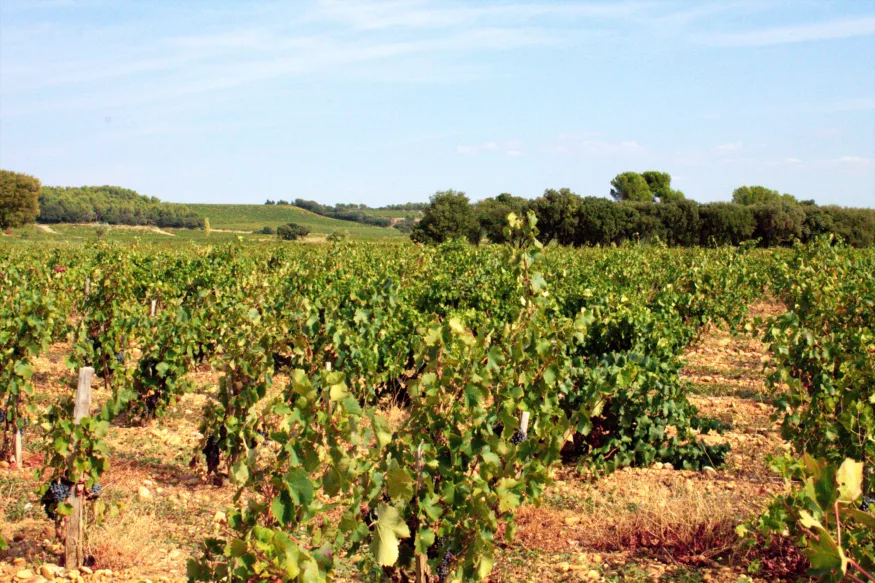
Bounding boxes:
[311,0,643,31]
[829,156,875,170]
[555,135,645,155]
[457,140,522,156]
[699,16,875,47]
[712,141,743,154]
[767,157,805,167]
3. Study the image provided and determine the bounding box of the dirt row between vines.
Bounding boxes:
[0,301,803,583]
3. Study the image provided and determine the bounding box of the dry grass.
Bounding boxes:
[85,509,162,572]
[569,470,749,557]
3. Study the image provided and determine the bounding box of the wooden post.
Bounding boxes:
[13,429,22,470]
[519,411,530,436]
[84,278,90,296]
[414,443,428,583]
[325,361,331,371]
[66,367,94,569]
[150,299,157,317]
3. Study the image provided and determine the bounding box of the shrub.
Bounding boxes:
[327,229,348,242]
[276,223,309,240]
[751,200,805,246]
[698,202,755,246]
[257,226,275,235]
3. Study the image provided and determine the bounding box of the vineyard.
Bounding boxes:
[0,218,872,583]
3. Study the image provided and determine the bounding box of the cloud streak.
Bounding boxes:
[457,140,522,156]
[700,16,875,47]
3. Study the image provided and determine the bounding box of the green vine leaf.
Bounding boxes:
[371,504,410,567]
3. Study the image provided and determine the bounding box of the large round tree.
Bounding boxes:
[410,189,479,244]
[0,170,41,229]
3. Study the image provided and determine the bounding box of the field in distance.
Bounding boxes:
[0,206,412,245]
[189,204,409,239]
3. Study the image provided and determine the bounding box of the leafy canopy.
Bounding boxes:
[0,169,41,229]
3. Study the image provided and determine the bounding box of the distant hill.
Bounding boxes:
[39,185,203,228]
[190,204,406,239]
[33,184,416,239]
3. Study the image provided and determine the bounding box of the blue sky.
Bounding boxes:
[1,0,874,207]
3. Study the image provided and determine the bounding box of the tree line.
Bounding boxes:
[37,185,204,228]
[412,174,875,248]
[1,171,204,230]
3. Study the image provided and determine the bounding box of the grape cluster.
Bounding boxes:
[203,436,221,475]
[436,548,454,582]
[143,390,162,415]
[115,351,125,365]
[41,479,72,520]
[0,409,6,424]
[510,429,527,445]
[861,496,874,513]
[87,483,103,500]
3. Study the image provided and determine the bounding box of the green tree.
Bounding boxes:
[751,200,805,246]
[410,190,479,244]
[641,171,670,197]
[276,223,309,240]
[574,197,623,245]
[732,185,796,206]
[659,188,686,202]
[530,188,582,245]
[0,170,41,229]
[610,172,653,202]
[475,192,528,243]
[698,202,756,245]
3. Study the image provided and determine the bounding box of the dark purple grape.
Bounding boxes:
[87,483,102,499]
[203,437,220,475]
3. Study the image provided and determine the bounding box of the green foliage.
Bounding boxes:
[641,171,685,202]
[0,260,59,457]
[474,192,529,243]
[750,200,805,246]
[750,456,874,582]
[698,202,756,246]
[732,185,797,206]
[392,215,416,234]
[763,241,874,475]
[530,188,582,245]
[410,190,479,244]
[819,206,875,247]
[326,229,349,242]
[743,240,875,581]
[203,218,211,237]
[294,199,392,228]
[610,172,653,202]
[38,185,203,228]
[277,223,310,241]
[3,233,869,582]
[0,169,41,229]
